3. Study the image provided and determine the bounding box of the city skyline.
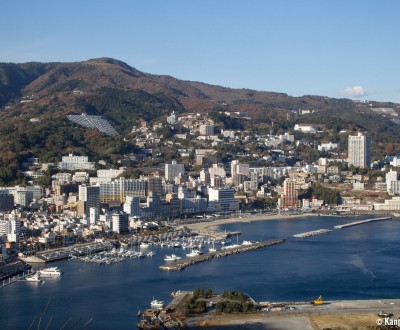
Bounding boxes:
[1,1,400,103]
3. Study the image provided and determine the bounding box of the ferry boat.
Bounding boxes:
[150,298,164,309]
[38,267,62,277]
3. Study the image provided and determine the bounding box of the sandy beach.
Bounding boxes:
[184,213,321,234]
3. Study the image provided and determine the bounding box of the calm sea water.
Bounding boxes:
[1,215,399,329]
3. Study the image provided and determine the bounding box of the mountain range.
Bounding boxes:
[0,57,399,182]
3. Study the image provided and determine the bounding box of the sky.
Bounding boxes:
[1,0,399,103]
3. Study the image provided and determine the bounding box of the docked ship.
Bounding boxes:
[25,273,41,282]
[150,298,164,309]
[38,267,62,277]
[185,249,202,257]
[164,254,181,261]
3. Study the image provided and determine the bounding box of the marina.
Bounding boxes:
[334,217,393,229]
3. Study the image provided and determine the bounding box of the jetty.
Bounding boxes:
[293,229,332,238]
[159,239,285,271]
[334,217,392,229]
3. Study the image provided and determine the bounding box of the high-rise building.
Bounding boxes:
[78,185,100,216]
[231,160,250,186]
[99,178,147,203]
[7,213,20,243]
[89,207,99,225]
[386,170,398,190]
[123,196,140,217]
[348,132,371,168]
[165,161,185,182]
[112,212,129,234]
[279,179,299,209]
[148,173,163,198]
[0,193,14,212]
[208,187,239,211]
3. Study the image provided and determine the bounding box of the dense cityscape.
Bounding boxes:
[2,2,400,329]
[2,107,400,263]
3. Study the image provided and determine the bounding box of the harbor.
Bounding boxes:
[159,239,285,271]
[1,214,400,329]
[334,216,393,229]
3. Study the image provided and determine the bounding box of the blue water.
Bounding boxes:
[1,215,400,329]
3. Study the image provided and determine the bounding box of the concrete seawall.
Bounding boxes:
[160,239,285,271]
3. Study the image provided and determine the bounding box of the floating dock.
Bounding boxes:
[334,217,392,229]
[159,239,285,271]
[293,229,332,238]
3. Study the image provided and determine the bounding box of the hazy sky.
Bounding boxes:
[1,1,399,103]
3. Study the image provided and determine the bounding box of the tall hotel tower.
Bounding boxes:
[348,132,371,168]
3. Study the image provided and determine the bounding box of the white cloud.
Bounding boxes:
[342,85,368,98]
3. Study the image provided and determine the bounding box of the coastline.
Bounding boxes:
[183,298,400,329]
[184,213,321,233]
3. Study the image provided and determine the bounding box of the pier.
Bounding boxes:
[159,239,285,271]
[334,217,393,229]
[1,269,34,288]
[21,241,114,264]
[293,229,332,238]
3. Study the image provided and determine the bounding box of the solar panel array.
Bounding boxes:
[67,114,119,137]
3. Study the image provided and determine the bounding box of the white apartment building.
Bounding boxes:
[165,160,185,182]
[199,125,214,136]
[99,178,147,203]
[6,213,20,243]
[208,188,239,211]
[209,164,226,178]
[348,132,371,168]
[318,142,340,151]
[59,154,95,171]
[374,196,400,211]
[123,196,140,217]
[112,212,129,234]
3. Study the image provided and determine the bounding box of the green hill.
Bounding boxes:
[0,57,399,185]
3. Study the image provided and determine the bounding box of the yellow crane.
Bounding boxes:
[311,295,323,305]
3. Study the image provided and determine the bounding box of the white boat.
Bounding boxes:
[209,240,217,252]
[150,298,164,309]
[164,254,181,261]
[25,273,41,282]
[221,245,239,250]
[186,249,202,257]
[140,243,150,248]
[38,267,62,277]
[242,240,258,246]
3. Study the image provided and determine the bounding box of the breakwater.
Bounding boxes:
[159,238,285,271]
[334,217,393,229]
[293,229,332,238]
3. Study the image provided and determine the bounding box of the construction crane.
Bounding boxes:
[311,295,323,305]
